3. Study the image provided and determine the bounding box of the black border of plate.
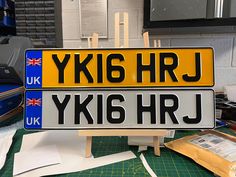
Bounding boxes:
[23,88,216,130]
[24,47,215,89]
[143,0,236,28]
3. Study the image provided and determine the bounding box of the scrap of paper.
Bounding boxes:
[0,120,23,170]
[13,145,61,176]
[16,131,136,177]
[138,145,147,152]
[76,151,136,172]
[128,131,175,148]
[16,130,87,177]
[140,153,157,177]
[0,129,16,170]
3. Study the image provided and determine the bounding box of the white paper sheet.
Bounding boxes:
[138,146,148,152]
[75,151,136,172]
[16,130,87,177]
[128,130,175,147]
[20,130,86,157]
[0,120,23,170]
[0,129,16,170]
[16,131,136,177]
[140,153,157,177]
[13,145,61,176]
[128,136,154,147]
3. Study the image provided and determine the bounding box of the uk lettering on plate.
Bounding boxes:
[25,48,214,88]
[24,89,215,130]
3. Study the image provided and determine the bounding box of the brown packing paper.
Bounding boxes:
[164,130,236,177]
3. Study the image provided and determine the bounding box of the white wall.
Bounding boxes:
[61,0,236,91]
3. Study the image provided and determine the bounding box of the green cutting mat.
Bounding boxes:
[0,115,235,177]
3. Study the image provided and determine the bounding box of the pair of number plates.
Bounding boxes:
[25,48,215,129]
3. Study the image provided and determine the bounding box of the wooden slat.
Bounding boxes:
[85,136,92,157]
[79,129,169,137]
[153,39,161,48]
[87,37,91,48]
[123,12,129,48]
[153,136,160,156]
[91,33,99,48]
[114,12,120,48]
[158,39,161,48]
[153,40,157,48]
[143,32,150,48]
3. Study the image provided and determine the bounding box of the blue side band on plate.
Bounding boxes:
[25,91,42,129]
[25,50,42,89]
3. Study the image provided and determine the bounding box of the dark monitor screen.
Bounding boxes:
[144,0,236,28]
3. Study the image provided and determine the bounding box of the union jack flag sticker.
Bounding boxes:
[26,98,41,106]
[26,58,42,66]
[25,50,42,89]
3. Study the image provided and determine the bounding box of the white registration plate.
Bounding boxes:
[24,89,215,129]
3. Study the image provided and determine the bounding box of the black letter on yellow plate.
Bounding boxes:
[52,54,70,83]
[75,54,94,83]
[107,54,125,83]
[160,53,178,82]
[182,53,201,82]
[137,53,156,83]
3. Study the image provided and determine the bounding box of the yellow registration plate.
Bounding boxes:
[25,48,214,88]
